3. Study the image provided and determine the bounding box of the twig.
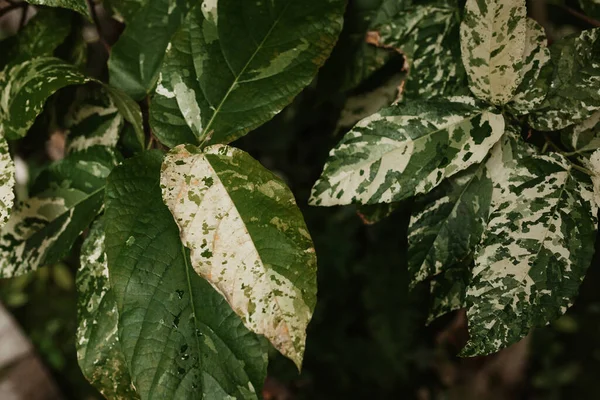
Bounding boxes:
[18,2,27,30]
[560,5,600,28]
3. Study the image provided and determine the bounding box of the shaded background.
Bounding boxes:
[1,0,600,399]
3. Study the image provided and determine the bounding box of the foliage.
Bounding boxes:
[0,0,599,398]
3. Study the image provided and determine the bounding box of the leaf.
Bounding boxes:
[105,151,267,399]
[24,0,90,17]
[102,85,145,149]
[108,0,195,100]
[508,18,551,115]
[0,134,15,228]
[356,202,401,225]
[161,144,317,369]
[529,28,600,131]
[407,162,492,289]
[151,0,345,147]
[460,0,527,105]
[104,0,149,22]
[76,217,138,400]
[428,262,471,324]
[65,91,125,153]
[579,0,600,20]
[0,148,115,277]
[560,110,600,153]
[0,8,72,70]
[0,57,91,140]
[586,149,600,209]
[309,96,505,206]
[376,2,467,99]
[463,153,598,356]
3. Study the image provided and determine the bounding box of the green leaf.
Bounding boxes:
[76,217,139,400]
[105,151,267,399]
[428,262,471,324]
[377,2,467,99]
[108,0,194,100]
[529,28,600,131]
[460,0,527,105]
[463,153,598,356]
[0,134,15,228]
[508,18,551,115]
[0,57,91,140]
[560,110,600,153]
[151,0,345,147]
[161,144,317,369]
[309,96,505,206]
[0,8,72,70]
[407,161,492,289]
[579,0,600,20]
[103,0,149,22]
[24,0,90,17]
[103,85,145,149]
[0,147,115,277]
[64,90,125,153]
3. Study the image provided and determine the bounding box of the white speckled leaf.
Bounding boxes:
[310,97,505,206]
[24,0,90,17]
[463,153,598,356]
[584,150,600,209]
[376,2,467,99]
[0,134,14,229]
[161,144,317,369]
[509,19,551,115]
[529,28,600,131]
[460,0,527,105]
[76,217,138,399]
[150,0,344,147]
[560,110,600,154]
[407,161,492,289]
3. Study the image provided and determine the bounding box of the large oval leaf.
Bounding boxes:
[105,151,267,399]
[161,144,317,369]
[309,97,505,206]
[150,0,345,146]
[460,0,527,105]
[76,217,138,399]
[463,153,598,356]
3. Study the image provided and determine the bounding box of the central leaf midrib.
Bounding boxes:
[202,0,294,136]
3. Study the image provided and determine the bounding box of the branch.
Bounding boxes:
[560,5,600,28]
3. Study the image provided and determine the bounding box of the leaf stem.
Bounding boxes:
[559,5,600,28]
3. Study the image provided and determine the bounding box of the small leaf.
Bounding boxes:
[103,0,148,23]
[529,28,600,131]
[0,57,91,140]
[76,217,138,399]
[0,134,15,228]
[102,85,145,149]
[310,97,505,206]
[161,144,317,369]
[151,0,345,146]
[0,8,72,70]
[377,2,467,99]
[560,110,600,153]
[463,153,598,356]
[509,18,551,115]
[108,0,195,100]
[460,0,527,105]
[0,148,115,277]
[24,0,90,17]
[407,162,492,288]
[105,151,267,399]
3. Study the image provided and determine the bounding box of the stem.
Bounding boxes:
[560,5,600,28]
[571,163,595,176]
[18,3,27,30]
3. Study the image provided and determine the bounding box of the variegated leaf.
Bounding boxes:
[407,162,492,289]
[460,0,527,105]
[24,0,90,17]
[161,144,317,369]
[584,149,600,209]
[509,19,551,115]
[151,0,344,147]
[310,97,505,206]
[561,110,600,154]
[377,2,467,99]
[0,133,15,228]
[105,151,267,398]
[0,57,91,140]
[529,28,600,131]
[76,217,138,400]
[428,263,471,324]
[463,153,598,356]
